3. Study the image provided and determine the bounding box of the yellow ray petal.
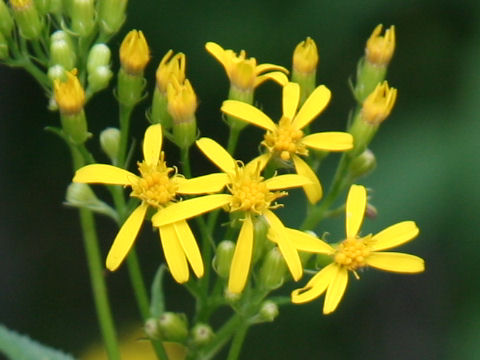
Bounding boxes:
[73,164,137,186]
[264,210,302,281]
[152,194,231,227]
[173,220,204,278]
[291,263,337,304]
[345,184,367,238]
[205,42,227,71]
[282,82,300,120]
[292,155,322,204]
[366,252,425,273]
[221,100,276,132]
[245,153,271,173]
[371,221,420,251]
[177,173,230,194]
[264,174,311,190]
[254,72,289,87]
[159,224,189,283]
[255,63,288,75]
[285,228,334,254]
[196,137,236,174]
[324,266,349,314]
[302,132,354,152]
[143,124,162,166]
[292,85,331,130]
[228,215,254,294]
[106,203,148,271]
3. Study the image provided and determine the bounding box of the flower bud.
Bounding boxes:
[47,0,62,14]
[0,32,8,59]
[292,37,318,104]
[191,323,214,347]
[119,29,150,76]
[258,247,286,290]
[0,1,14,36]
[100,127,120,164]
[213,240,235,279]
[65,183,117,219]
[87,65,113,94]
[156,50,186,94]
[47,64,66,82]
[98,0,127,35]
[70,0,95,37]
[348,149,376,179]
[258,301,279,322]
[50,31,76,70]
[158,313,189,343]
[144,318,161,340]
[87,43,111,72]
[10,0,43,40]
[366,24,395,66]
[33,0,48,14]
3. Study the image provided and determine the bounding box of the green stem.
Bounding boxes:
[227,126,241,154]
[226,322,249,360]
[117,104,133,168]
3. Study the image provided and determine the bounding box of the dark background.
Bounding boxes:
[1,0,479,359]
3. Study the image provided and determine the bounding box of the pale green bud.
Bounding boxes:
[258,247,286,290]
[213,240,235,279]
[33,0,49,14]
[0,1,14,36]
[10,0,44,40]
[144,318,161,340]
[99,127,120,164]
[87,44,111,72]
[158,313,188,343]
[50,31,76,70]
[71,0,95,37]
[65,183,117,220]
[98,0,127,35]
[47,64,66,82]
[191,323,214,347]
[258,301,279,322]
[47,0,62,14]
[87,65,113,94]
[348,149,376,179]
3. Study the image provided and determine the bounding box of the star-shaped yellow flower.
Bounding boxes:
[73,124,225,283]
[153,137,311,294]
[221,82,354,204]
[289,184,425,314]
[205,42,289,91]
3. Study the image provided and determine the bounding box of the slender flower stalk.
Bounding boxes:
[290,184,425,314]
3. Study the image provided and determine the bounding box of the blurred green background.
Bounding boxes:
[1,0,479,359]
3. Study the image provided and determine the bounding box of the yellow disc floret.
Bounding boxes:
[262,116,307,161]
[130,154,180,208]
[334,235,372,271]
[227,163,285,214]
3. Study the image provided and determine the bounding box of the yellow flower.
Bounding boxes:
[73,124,225,283]
[290,184,424,314]
[152,138,311,293]
[362,81,397,125]
[366,24,395,66]
[221,82,354,204]
[167,78,197,123]
[293,37,318,75]
[119,30,150,75]
[205,41,288,91]
[156,50,186,93]
[54,69,85,115]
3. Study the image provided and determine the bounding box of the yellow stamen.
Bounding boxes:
[334,235,372,271]
[262,116,307,161]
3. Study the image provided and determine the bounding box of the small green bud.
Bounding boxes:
[65,183,117,220]
[252,215,270,263]
[33,0,49,14]
[99,127,120,164]
[258,301,279,322]
[213,240,235,279]
[144,318,161,340]
[50,31,76,70]
[47,64,66,82]
[88,65,113,94]
[10,0,43,40]
[224,288,241,303]
[97,0,127,35]
[258,247,286,290]
[348,149,376,179]
[87,44,111,72]
[47,0,62,14]
[158,313,189,343]
[0,32,8,59]
[191,323,214,347]
[0,1,14,36]
[70,0,95,37]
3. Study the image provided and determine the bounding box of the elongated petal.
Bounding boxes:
[143,124,162,166]
[228,215,254,293]
[371,221,420,251]
[292,155,322,204]
[366,252,425,273]
[285,228,334,254]
[291,263,337,304]
[265,174,310,190]
[174,220,204,278]
[73,164,137,186]
[159,223,189,283]
[255,63,288,75]
[292,85,331,130]
[221,100,276,132]
[177,173,229,194]
[245,153,271,173]
[152,194,231,227]
[205,42,227,71]
[282,82,300,120]
[254,72,289,87]
[106,203,148,271]
[324,267,349,314]
[264,210,302,281]
[196,137,236,174]
[346,184,367,238]
[302,132,354,152]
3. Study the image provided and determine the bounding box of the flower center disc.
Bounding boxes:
[334,237,371,270]
[263,117,306,161]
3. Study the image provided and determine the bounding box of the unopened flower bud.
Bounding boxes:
[70,0,95,37]
[213,240,235,279]
[0,1,14,36]
[144,318,161,340]
[348,149,376,179]
[366,24,395,66]
[10,0,43,39]
[47,0,62,14]
[48,64,66,82]
[292,37,318,103]
[158,313,188,343]
[87,44,111,72]
[98,0,127,35]
[258,247,286,290]
[119,29,150,75]
[87,65,113,94]
[224,288,241,303]
[156,50,186,94]
[99,127,120,163]
[191,323,214,347]
[50,31,76,70]
[258,301,279,322]
[33,0,48,14]
[65,183,117,219]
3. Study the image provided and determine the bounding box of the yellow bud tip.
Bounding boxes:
[119,30,150,75]
[156,50,186,93]
[54,69,86,115]
[230,57,257,91]
[366,24,396,66]
[10,0,32,10]
[167,78,197,123]
[362,81,397,125]
[293,36,319,74]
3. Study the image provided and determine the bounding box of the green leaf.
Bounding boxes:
[150,264,166,318]
[0,323,75,360]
